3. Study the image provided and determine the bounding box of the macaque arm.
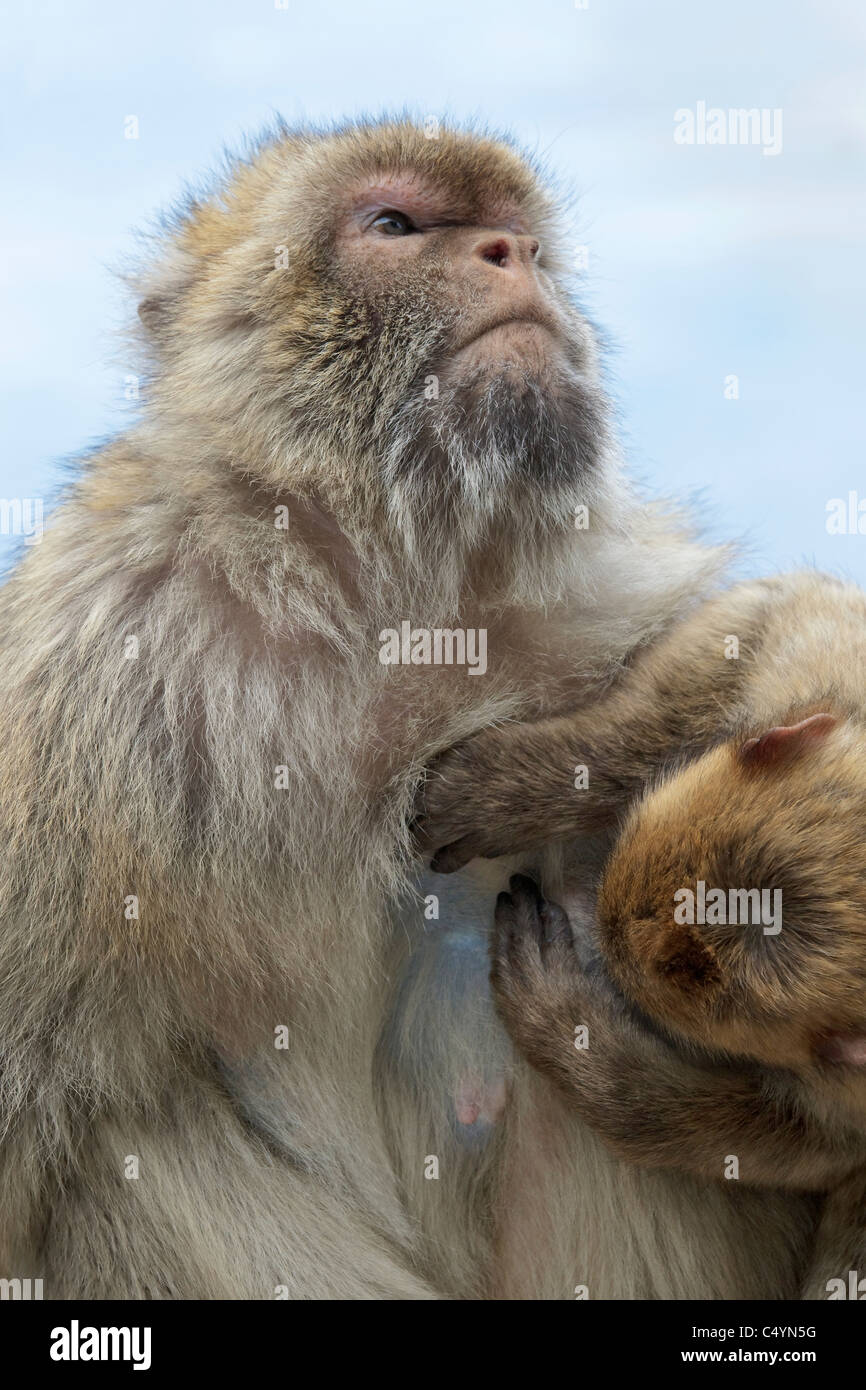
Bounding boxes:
[418,578,786,870]
[491,876,861,1192]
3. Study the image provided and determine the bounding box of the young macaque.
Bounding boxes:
[419,570,866,1209]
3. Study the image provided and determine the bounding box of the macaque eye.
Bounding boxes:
[370,210,417,237]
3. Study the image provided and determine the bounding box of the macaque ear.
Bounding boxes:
[740,713,837,769]
[138,295,175,335]
[814,1033,866,1067]
[655,926,722,990]
[133,246,199,339]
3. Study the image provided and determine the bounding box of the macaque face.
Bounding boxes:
[142,122,609,542]
[597,721,866,1069]
[337,174,564,381]
[329,168,604,509]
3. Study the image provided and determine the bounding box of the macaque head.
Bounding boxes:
[597,712,866,1071]
[134,119,608,555]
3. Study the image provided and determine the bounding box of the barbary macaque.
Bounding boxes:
[421,569,866,1296]
[0,116,810,1300]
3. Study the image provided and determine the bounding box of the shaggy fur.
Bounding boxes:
[423,570,866,1294]
[0,117,806,1299]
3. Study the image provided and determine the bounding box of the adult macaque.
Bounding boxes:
[0,119,807,1298]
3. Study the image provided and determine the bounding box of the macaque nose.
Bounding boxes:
[474,233,540,272]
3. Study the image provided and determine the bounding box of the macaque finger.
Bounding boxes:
[538,900,576,971]
[430,837,479,873]
[491,889,537,988]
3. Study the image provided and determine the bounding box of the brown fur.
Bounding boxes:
[2,116,804,1300]
[424,569,866,1295]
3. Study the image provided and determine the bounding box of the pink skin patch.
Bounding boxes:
[816,1033,866,1067]
[455,1074,507,1126]
[740,712,837,768]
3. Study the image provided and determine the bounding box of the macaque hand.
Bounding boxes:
[489,874,605,1074]
[490,877,725,1170]
[415,724,553,873]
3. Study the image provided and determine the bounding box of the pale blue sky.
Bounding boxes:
[1,0,864,576]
